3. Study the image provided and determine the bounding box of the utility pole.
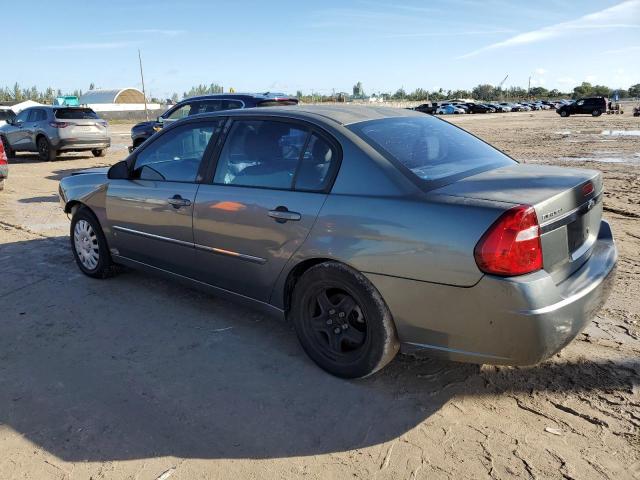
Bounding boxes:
[528,75,531,97]
[138,49,148,120]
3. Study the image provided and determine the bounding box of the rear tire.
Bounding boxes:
[290,262,399,378]
[560,110,569,117]
[92,149,107,157]
[592,109,602,117]
[70,207,115,279]
[37,136,56,161]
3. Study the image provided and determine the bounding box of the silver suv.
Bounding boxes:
[0,106,110,161]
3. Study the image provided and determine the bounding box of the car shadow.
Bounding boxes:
[18,194,59,203]
[9,153,93,164]
[0,236,637,463]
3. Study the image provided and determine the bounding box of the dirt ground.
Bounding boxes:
[0,110,638,480]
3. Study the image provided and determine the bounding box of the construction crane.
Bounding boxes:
[497,74,508,89]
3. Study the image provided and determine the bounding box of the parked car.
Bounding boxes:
[0,106,109,161]
[499,102,519,112]
[0,108,16,127]
[59,105,617,378]
[463,103,492,114]
[487,103,510,112]
[436,104,466,114]
[481,104,497,113]
[412,103,438,114]
[0,136,7,190]
[130,92,299,151]
[633,105,640,117]
[557,97,608,117]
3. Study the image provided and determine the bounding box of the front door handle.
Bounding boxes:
[167,195,192,209]
[268,206,301,223]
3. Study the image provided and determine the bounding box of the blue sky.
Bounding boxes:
[8,0,639,98]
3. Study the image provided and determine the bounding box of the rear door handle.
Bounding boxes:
[167,195,192,209]
[268,207,301,223]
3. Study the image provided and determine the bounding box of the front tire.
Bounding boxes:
[592,109,602,117]
[70,207,115,279]
[37,136,56,161]
[560,110,569,117]
[291,262,399,378]
[92,149,107,157]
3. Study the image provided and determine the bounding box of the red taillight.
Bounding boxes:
[49,121,75,128]
[474,205,543,276]
[582,182,594,196]
[0,137,7,164]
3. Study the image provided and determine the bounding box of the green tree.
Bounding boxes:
[296,90,303,98]
[629,84,640,98]
[352,81,364,98]
[529,86,549,97]
[472,84,494,100]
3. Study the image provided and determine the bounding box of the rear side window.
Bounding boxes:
[349,116,514,189]
[214,120,307,189]
[133,122,219,182]
[28,109,47,122]
[295,134,335,191]
[197,100,243,113]
[55,108,99,119]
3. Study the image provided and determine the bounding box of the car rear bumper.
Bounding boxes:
[365,220,617,366]
[54,138,111,151]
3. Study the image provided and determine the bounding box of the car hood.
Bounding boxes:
[132,120,156,131]
[71,167,110,176]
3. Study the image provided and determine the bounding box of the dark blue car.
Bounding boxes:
[130,92,298,151]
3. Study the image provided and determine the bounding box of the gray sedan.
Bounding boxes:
[58,106,617,378]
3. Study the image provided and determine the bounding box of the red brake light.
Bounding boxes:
[474,205,543,276]
[582,182,594,196]
[49,121,75,128]
[0,137,7,164]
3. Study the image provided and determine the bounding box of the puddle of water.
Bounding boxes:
[601,130,640,137]
[562,156,640,165]
[555,130,640,137]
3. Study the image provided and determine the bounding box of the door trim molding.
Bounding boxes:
[113,225,267,264]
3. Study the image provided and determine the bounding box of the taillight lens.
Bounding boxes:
[474,205,543,276]
[0,137,7,164]
[49,121,75,128]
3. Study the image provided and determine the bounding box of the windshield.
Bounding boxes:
[349,116,514,189]
[55,108,99,119]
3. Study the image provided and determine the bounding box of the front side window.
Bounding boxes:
[213,120,308,189]
[349,116,514,189]
[14,109,30,123]
[133,122,218,182]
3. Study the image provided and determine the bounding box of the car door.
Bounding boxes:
[105,119,224,275]
[192,118,339,302]
[26,109,46,150]
[6,109,31,148]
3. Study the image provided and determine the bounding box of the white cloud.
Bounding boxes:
[42,42,131,51]
[556,76,577,86]
[602,45,640,54]
[458,0,640,58]
[585,74,598,82]
[107,29,186,37]
[535,68,547,75]
[386,29,514,38]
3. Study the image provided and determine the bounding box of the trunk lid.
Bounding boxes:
[54,108,109,139]
[433,164,603,282]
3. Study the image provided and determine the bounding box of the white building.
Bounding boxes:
[79,88,160,112]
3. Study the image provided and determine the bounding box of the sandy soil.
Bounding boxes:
[0,111,638,480]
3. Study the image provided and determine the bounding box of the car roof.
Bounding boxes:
[200,104,423,126]
[179,92,297,103]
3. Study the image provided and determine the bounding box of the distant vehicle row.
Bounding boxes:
[413,99,575,115]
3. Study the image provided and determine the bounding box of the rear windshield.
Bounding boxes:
[349,116,514,189]
[0,110,14,120]
[54,108,99,119]
[257,99,299,107]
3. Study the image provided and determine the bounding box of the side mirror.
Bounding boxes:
[107,160,130,180]
[156,116,164,124]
